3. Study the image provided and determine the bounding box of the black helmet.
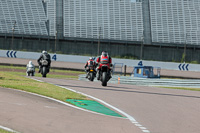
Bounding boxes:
[101,51,108,57]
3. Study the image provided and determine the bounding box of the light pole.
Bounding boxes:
[11,20,16,50]
[140,36,144,60]
[184,33,187,63]
[55,30,57,53]
[98,26,101,56]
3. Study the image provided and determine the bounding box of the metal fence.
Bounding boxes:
[79,74,200,88]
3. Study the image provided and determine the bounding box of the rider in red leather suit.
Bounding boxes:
[84,57,96,78]
[96,51,112,80]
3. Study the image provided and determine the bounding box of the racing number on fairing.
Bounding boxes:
[52,54,57,61]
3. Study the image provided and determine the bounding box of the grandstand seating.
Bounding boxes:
[0,0,199,46]
[63,0,143,41]
[149,0,200,45]
[0,0,48,35]
[45,0,56,36]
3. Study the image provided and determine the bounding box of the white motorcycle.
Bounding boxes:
[26,61,35,76]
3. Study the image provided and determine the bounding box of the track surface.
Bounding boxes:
[35,77,200,133]
[0,87,141,133]
[1,57,200,133]
[1,77,200,133]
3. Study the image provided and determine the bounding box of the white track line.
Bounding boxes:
[57,85,150,133]
[30,78,150,133]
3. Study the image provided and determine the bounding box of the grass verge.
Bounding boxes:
[0,65,85,79]
[0,129,13,133]
[0,71,87,101]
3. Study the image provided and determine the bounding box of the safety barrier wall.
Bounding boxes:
[1,37,200,63]
[1,49,200,72]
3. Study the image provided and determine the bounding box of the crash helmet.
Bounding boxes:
[89,57,93,60]
[101,51,108,57]
[29,61,33,65]
[42,50,47,54]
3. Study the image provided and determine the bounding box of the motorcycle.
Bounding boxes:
[26,64,35,76]
[99,65,112,86]
[86,65,96,81]
[40,60,50,78]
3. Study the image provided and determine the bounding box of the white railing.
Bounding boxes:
[79,75,200,88]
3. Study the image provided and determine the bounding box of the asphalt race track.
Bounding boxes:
[0,71,200,133]
[35,78,200,133]
[0,86,141,133]
[1,76,199,133]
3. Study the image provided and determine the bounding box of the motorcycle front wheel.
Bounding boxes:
[102,72,107,86]
[42,67,47,78]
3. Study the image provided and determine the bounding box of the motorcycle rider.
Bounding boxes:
[84,57,96,78]
[26,60,35,76]
[37,50,51,73]
[96,51,112,80]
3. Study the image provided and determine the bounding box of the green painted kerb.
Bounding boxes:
[66,99,124,118]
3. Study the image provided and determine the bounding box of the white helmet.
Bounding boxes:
[101,51,108,57]
[29,61,33,65]
[42,50,47,54]
[89,57,93,60]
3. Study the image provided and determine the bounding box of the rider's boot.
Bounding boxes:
[97,70,100,80]
[38,65,41,73]
[94,71,97,77]
[85,72,89,78]
[109,70,112,78]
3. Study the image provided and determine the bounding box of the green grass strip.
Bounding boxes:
[0,64,84,79]
[0,71,87,101]
[0,129,13,133]
[66,99,124,118]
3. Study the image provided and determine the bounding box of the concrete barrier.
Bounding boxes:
[1,49,200,72]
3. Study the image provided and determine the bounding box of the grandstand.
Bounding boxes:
[44,0,56,36]
[0,0,200,61]
[0,0,48,36]
[63,0,143,41]
[150,0,200,45]
[0,0,199,45]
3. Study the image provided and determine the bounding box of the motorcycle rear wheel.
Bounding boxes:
[89,72,94,81]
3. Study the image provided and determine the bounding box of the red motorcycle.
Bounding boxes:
[99,64,112,86]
